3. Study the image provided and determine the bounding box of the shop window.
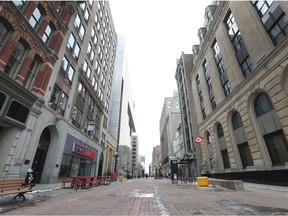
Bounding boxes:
[6,100,29,124]
[0,20,11,51]
[264,130,288,165]
[59,154,72,178]
[23,57,41,90]
[238,142,254,168]
[254,93,273,117]
[4,40,27,78]
[232,112,243,130]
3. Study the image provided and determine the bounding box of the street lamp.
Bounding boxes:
[184,153,192,182]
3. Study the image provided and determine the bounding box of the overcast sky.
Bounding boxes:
[109,0,212,171]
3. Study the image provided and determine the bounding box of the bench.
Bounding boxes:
[0,178,33,201]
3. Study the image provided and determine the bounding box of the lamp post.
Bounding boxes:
[113,152,119,172]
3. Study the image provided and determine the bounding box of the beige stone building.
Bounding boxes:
[187,1,288,185]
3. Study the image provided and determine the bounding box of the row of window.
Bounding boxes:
[205,92,288,170]
[194,2,288,120]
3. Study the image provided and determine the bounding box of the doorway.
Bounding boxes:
[32,128,50,183]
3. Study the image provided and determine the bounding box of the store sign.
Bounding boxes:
[72,143,96,159]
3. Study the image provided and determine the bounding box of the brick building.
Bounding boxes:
[0,1,118,183]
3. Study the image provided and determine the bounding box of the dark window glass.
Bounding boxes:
[264,130,288,165]
[254,93,273,117]
[221,149,231,169]
[232,112,243,130]
[0,92,6,110]
[0,21,10,50]
[6,100,29,123]
[238,142,254,168]
[217,124,224,138]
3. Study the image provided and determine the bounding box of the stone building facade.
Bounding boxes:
[187,1,288,185]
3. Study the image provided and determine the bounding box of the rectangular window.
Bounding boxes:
[67,33,80,60]
[264,130,288,165]
[221,149,231,169]
[23,57,41,90]
[4,41,27,78]
[42,23,52,43]
[225,11,253,77]
[203,61,216,110]
[49,85,68,116]
[213,41,231,97]
[238,142,254,168]
[196,74,206,119]
[59,56,74,85]
[6,100,29,124]
[72,106,82,128]
[252,1,288,45]
[29,6,42,29]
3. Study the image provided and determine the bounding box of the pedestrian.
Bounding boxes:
[145,173,148,179]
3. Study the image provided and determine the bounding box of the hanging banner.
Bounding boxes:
[72,143,96,159]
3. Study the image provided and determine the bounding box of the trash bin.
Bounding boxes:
[197,176,208,187]
[118,176,123,182]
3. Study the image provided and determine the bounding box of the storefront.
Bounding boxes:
[59,134,98,178]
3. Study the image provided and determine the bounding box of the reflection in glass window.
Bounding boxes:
[42,24,52,43]
[7,100,29,123]
[29,6,42,28]
[232,112,243,130]
[59,56,74,85]
[0,21,10,50]
[4,41,27,78]
[254,93,273,117]
[24,57,41,90]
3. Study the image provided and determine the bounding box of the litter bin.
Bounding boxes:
[197,176,208,187]
[118,176,123,182]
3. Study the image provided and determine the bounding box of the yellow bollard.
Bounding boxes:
[197,176,208,187]
[118,175,123,182]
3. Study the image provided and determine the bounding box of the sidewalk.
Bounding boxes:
[1,178,288,215]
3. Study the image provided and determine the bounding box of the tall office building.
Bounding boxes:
[0,1,118,183]
[108,35,137,173]
[186,1,288,184]
[175,52,199,177]
[152,145,161,176]
[159,91,181,175]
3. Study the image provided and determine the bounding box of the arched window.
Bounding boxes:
[217,124,224,138]
[0,20,11,50]
[232,112,243,130]
[254,93,273,117]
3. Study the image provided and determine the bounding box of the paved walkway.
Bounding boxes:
[1,178,288,215]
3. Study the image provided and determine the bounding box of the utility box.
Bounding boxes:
[197,176,208,187]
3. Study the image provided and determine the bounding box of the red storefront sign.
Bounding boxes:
[72,143,96,159]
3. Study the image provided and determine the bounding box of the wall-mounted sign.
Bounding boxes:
[72,143,96,159]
